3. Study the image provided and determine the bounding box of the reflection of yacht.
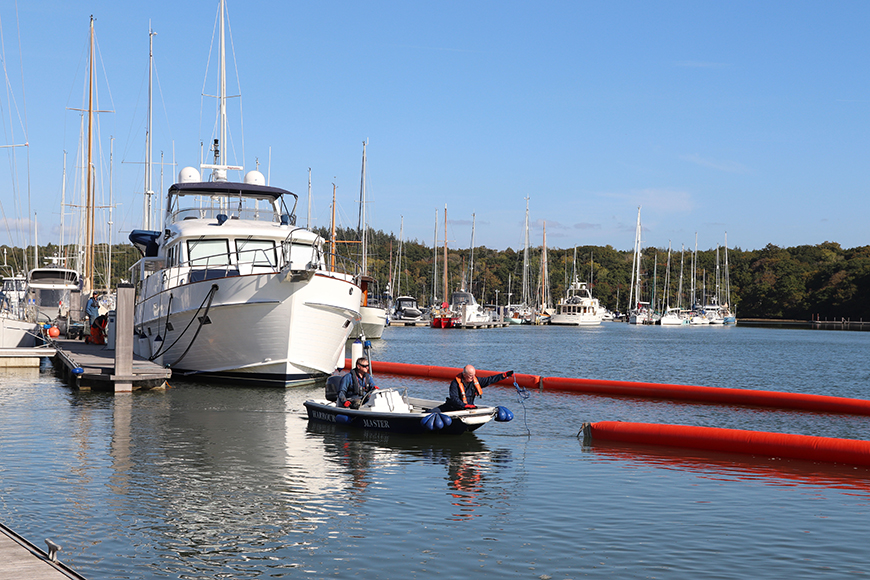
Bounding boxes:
[127,0,361,386]
[550,279,603,326]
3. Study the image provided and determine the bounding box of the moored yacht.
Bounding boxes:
[129,171,362,386]
[550,279,603,326]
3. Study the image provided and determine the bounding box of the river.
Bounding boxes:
[1,323,869,578]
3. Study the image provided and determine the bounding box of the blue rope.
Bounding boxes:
[513,380,531,436]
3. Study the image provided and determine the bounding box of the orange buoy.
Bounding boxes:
[48,326,60,338]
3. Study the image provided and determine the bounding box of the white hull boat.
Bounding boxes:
[550,279,603,326]
[130,178,362,387]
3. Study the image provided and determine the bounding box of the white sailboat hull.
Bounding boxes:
[0,315,39,348]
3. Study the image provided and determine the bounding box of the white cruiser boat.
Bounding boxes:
[129,172,362,386]
[550,279,603,326]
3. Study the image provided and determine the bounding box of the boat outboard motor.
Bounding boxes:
[325,375,342,402]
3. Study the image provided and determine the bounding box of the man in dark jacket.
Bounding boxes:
[338,357,378,409]
[438,365,513,412]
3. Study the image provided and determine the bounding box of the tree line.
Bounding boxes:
[3,236,868,321]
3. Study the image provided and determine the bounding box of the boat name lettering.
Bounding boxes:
[363,418,390,429]
[313,410,337,422]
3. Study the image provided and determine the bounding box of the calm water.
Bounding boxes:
[2,324,870,579]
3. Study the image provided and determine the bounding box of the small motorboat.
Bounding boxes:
[304,380,513,435]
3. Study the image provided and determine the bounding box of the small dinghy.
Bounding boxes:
[304,377,513,435]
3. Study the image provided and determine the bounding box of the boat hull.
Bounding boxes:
[304,395,497,435]
[350,304,387,339]
[134,271,361,387]
[0,316,39,348]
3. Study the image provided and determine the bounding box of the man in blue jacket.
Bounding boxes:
[338,357,378,409]
[438,365,513,412]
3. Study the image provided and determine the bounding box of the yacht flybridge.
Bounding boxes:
[129,168,362,386]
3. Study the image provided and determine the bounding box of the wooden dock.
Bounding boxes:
[0,346,56,368]
[0,522,87,579]
[387,320,429,327]
[51,285,170,392]
[52,338,170,391]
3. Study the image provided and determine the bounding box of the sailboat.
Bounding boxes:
[508,197,533,325]
[430,205,458,328]
[534,222,552,324]
[127,0,362,386]
[449,213,492,325]
[349,141,387,339]
[627,207,652,324]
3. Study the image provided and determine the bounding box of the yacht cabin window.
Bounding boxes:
[187,239,230,267]
[236,239,277,267]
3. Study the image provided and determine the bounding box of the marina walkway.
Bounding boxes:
[0,522,87,579]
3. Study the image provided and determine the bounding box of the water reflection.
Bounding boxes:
[584,439,870,495]
[305,421,513,520]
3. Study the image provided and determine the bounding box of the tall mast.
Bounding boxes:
[307,168,311,228]
[218,0,226,169]
[678,244,685,310]
[468,212,475,289]
[522,197,530,306]
[628,206,641,311]
[442,204,448,303]
[432,210,438,305]
[358,141,367,276]
[144,25,156,230]
[84,15,96,294]
[329,184,337,271]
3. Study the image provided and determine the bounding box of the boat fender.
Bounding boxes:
[495,406,514,422]
[72,367,84,376]
[421,412,438,430]
[434,414,444,430]
[335,414,351,424]
[439,413,452,427]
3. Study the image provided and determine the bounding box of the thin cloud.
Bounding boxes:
[574,223,602,230]
[599,188,694,213]
[679,153,749,174]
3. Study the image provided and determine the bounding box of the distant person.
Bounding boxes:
[85,291,101,329]
[437,365,513,412]
[338,357,378,409]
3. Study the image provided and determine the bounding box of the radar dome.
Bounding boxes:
[178,167,201,183]
[244,170,266,186]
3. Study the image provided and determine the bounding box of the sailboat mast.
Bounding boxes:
[468,212,475,289]
[329,184,337,271]
[678,244,685,310]
[358,141,367,276]
[522,197,530,306]
[442,204,448,303]
[84,15,96,294]
[432,210,438,305]
[218,0,226,169]
[144,25,156,230]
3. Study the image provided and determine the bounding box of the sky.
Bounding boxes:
[0,0,868,260]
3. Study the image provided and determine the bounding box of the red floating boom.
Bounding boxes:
[544,376,870,416]
[583,421,870,467]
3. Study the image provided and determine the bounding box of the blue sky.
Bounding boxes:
[0,1,868,258]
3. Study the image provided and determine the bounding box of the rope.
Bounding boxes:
[513,379,531,436]
[150,284,218,364]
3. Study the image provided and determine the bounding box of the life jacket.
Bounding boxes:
[456,372,483,405]
[348,370,372,397]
